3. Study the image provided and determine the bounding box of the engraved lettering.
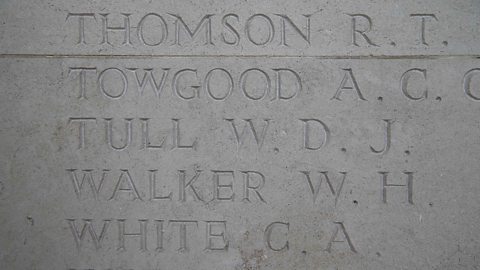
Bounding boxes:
[149,170,173,201]
[178,169,204,202]
[300,119,330,150]
[109,170,142,201]
[275,14,311,46]
[463,68,480,101]
[66,13,96,44]
[326,222,357,253]
[126,68,170,98]
[212,170,235,202]
[370,119,394,155]
[300,171,347,205]
[205,68,234,101]
[264,222,289,252]
[67,219,111,250]
[98,68,128,99]
[169,14,214,45]
[221,14,240,46]
[245,14,275,46]
[68,117,97,149]
[240,68,271,100]
[205,221,229,251]
[100,13,132,45]
[172,69,200,100]
[348,14,378,47]
[379,171,414,204]
[137,13,168,46]
[332,68,366,100]
[105,118,133,151]
[155,220,165,252]
[68,67,97,99]
[169,220,198,252]
[241,171,266,203]
[117,219,148,251]
[410,14,438,46]
[172,119,197,150]
[272,68,302,100]
[67,169,109,200]
[400,68,428,100]
[225,118,271,150]
[140,118,167,150]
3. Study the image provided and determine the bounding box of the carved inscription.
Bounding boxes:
[65,12,444,48]
[61,59,480,270]
[66,218,358,256]
[68,66,302,101]
[60,60,478,265]
[67,168,269,203]
[67,65,479,103]
[41,7,479,270]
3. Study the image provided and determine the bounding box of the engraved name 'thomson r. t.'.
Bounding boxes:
[66,13,440,47]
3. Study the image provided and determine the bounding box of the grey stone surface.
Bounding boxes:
[0,1,480,270]
[0,0,479,56]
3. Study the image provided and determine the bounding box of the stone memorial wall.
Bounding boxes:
[0,1,479,269]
